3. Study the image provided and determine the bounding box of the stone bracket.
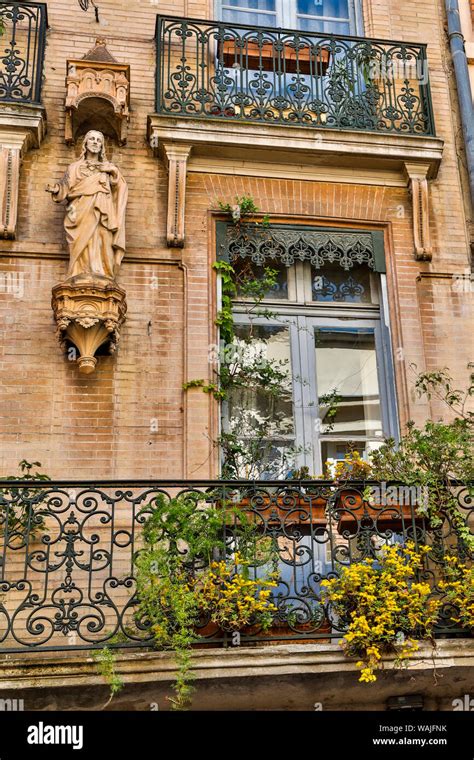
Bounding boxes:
[0,105,46,239]
[149,127,192,247]
[404,162,433,262]
[52,279,127,374]
[162,143,192,248]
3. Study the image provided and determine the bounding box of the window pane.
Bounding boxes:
[296,0,349,17]
[226,324,295,478]
[224,0,276,9]
[297,17,350,34]
[228,324,294,437]
[315,328,383,439]
[233,259,289,300]
[296,2,350,34]
[222,0,277,26]
[311,264,373,303]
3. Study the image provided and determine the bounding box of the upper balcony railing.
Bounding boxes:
[0,479,471,653]
[0,2,48,104]
[155,15,436,137]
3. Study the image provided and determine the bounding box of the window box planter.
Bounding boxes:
[194,616,331,646]
[334,487,425,533]
[236,491,328,526]
[220,39,331,76]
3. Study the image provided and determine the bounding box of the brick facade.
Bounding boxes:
[0,0,472,479]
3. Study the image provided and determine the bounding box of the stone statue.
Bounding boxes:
[46,130,127,280]
[48,130,128,374]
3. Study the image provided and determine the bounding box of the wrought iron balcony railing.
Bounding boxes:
[0,480,471,653]
[155,15,435,136]
[0,2,48,104]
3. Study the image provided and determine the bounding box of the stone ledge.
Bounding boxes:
[148,114,444,180]
[0,639,472,689]
[0,103,47,150]
[0,640,473,711]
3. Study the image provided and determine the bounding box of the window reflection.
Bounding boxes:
[227,324,296,478]
[315,328,383,444]
[312,264,373,303]
[296,0,351,34]
[222,0,278,26]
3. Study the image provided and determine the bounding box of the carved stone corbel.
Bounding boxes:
[52,279,127,374]
[161,143,192,248]
[147,122,193,248]
[404,162,433,262]
[0,104,46,239]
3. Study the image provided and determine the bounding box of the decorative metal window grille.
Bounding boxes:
[219,224,385,271]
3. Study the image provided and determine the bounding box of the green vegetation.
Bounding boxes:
[134,492,276,709]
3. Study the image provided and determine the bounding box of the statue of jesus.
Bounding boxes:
[46,130,128,280]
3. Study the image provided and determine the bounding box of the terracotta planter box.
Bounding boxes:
[335,488,424,532]
[194,618,331,647]
[242,617,332,645]
[236,493,327,526]
[220,40,331,76]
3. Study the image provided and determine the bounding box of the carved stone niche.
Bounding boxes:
[51,278,127,375]
[65,38,130,146]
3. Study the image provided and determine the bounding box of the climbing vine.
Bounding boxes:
[184,196,309,478]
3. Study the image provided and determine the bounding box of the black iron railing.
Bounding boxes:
[155,15,435,136]
[0,2,48,104]
[0,480,471,653]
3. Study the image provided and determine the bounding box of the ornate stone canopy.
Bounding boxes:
[65,38,130,145]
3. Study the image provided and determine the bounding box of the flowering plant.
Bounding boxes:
[198,553,277,632]
[332,449,372,483]
[135,493,279,709]
[321,542,440,683]
[439,555,474,632]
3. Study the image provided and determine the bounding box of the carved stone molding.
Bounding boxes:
[404,162,433,262]
[148,124,192,247]
[0,104,47,239]
[161,143,192,248]
[51,278,127,374]
[65,38,130,145]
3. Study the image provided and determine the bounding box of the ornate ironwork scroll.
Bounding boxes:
[0,480,471,653]
[155,15,435,136]
[0,3,48,104]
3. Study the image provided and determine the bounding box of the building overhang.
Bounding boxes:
[148,114,444,180]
